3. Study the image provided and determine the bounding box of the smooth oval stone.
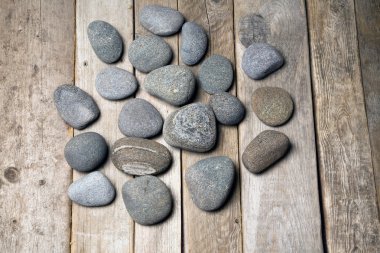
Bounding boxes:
[87,20,123,63]
[140,5,184,36]
[54,84,100,129]
[199,55,233,94]
[185,156,235,211]
[64,132,108,172]
[122,175,172,225]
[242,43,284,80]
[242,130,290,174]
[144,65,195,106]
[128,35,172,73]
[68,171,116,207]
[209,92,245,125]
[252,87,294,126]
[95,67,138,100]
[163,103,216,152]
[180,22,208,65]
[118,98,163,138]
[111,137,172,176]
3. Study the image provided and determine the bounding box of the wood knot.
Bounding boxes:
[4,167,20,183]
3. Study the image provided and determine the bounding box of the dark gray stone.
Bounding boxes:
[209,92,245,125]
[180,22,208,65]
[238,14,269,47]
[199,55,233,94]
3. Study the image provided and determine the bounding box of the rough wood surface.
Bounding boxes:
[307,0,380,252]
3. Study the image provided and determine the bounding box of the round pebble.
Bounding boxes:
[209,92,245,125]
[180,22,208,65]
[199,55,233,94]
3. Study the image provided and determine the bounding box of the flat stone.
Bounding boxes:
[242,130,290,174]
[122,175,172,225]
[242,43,284,80]
[54,84,100,129]
[111,137,172,176]
[68,171,116,207]
[64,132,108,172]
[209,92,245,125]
[128,35,172,73]
[163,103,216,152]
[252,87,294,126]
[185,156,235,211]
[140,5,184,36]
[95,67,138,100]
[144,65,195,106]
[199,55,233,94]
[180,22,208,65]
[87,20,123,63]
[238,14,269,47]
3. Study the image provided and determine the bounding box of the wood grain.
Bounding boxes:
[307,0,380,252]
[234,0,323,252]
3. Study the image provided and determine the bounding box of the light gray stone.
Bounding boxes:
[199,55,233,94]
[209,92,245,125]
[180,22,208,65]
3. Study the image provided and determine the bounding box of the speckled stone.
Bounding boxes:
[54,84,100,129]
[68,171,116,207]
[122,175,172,225]
[242,130,290,174]
[185,156,235,211]
[140,5,184,36]
[163,103,216,152]
[209,92,245,125]
[111,137,172,176]
[87,20,123,63]
[242,43,284,80]
[180,22,208,65]
[199,55,233,94]
[144,65,195,106]
[95,67,138,100]
[252,87,294,126]
[128,35,172,73]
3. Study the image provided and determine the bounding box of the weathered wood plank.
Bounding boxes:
[234,0,323,252]
[0,0,74,252]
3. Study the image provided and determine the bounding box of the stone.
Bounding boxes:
[242,130,290,174]
[118,98,163,138]
[140,5,184,36]
[242,43,284,80]
[54,84,100,129]
[128,35,172,73]
[199,55,234,94]
[144,65,195,106]
[64,132,108,172]
[180,22,208,65]
[185,156,235,211]
[209,92,245,125]
[87,20,123,63]
[95,67,138,100]
[68,171,116,207]
[238,14,269,47]
[122,175,172,225]
[111,137,172,176]
[163,103,216,152]
[252,87,294,126]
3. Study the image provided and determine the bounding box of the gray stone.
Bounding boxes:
[140,5,184,36]
[111,137,172,176]
[118,98,163,138]
[54,84,100,129]
[68,171,116,207]
[144,65,195,106]
[180,22,208,65]
[238,14,269,48]
[64,132,108,172]
[122,175,172,225]
[95,67,138,100]
[128,35,172,73]
[163,103,216,152]
[242,130,290,174]
[87,20,123,63]
[185,156,235,211]
[209,92,245,125]
[199,55,233,94]
[242,43,284,80]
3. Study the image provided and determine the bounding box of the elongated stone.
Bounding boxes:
[180,22,208,65]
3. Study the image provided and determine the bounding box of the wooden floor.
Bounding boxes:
[0,0,379,252]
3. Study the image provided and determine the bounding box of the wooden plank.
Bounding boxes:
[0,0,74,252]
[177,1,243,252]
[234,0,323,252]
[72,1,135,252]
[307,0,380,252]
